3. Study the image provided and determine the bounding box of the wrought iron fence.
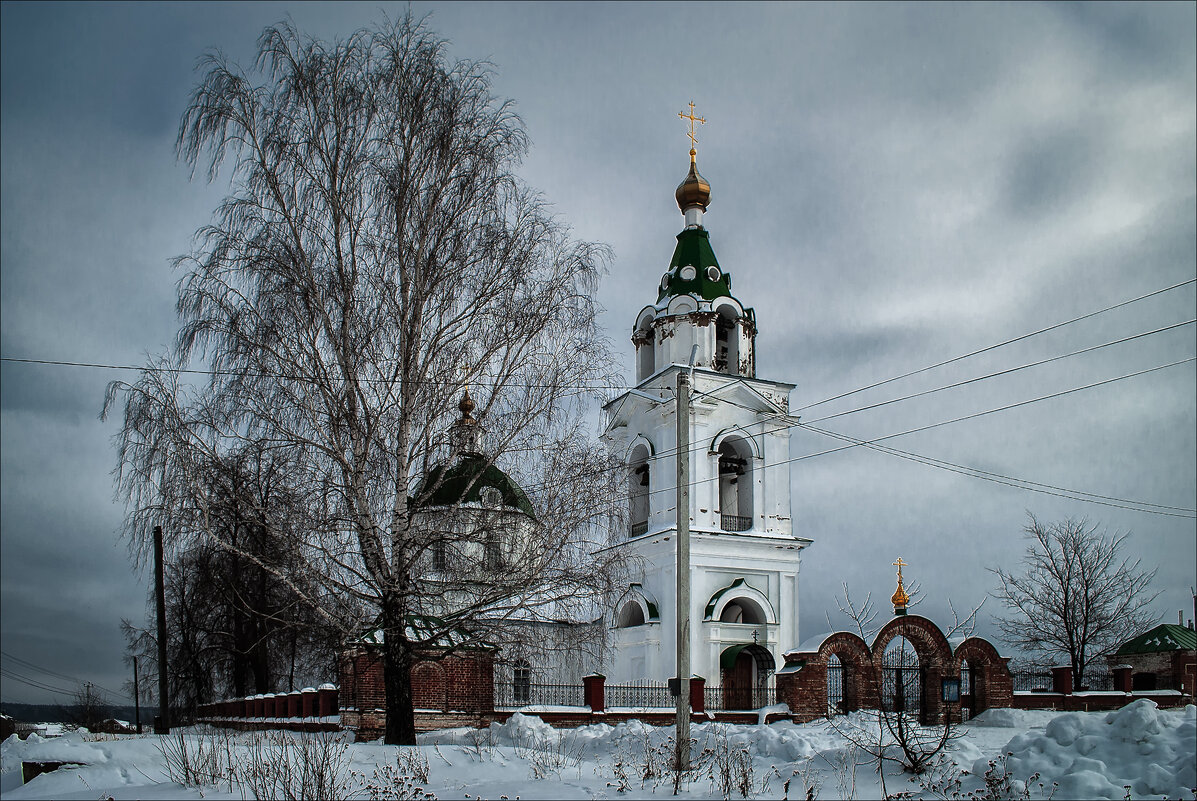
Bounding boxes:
[720,514,752,532]
[606,681,672,708]
[1010,671,1055,692]
[705,685,776,711]
[494,682,584,709]
[881,666,922,713]
[1076,671,1113,691]
[827,663,844,715]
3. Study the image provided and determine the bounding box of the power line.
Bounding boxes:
[0,356,634,394]
[794,277,1197,413]
[802,319,1196,425]
[1,650,132,701]
[0,667,76,698]
[800,424,1196,518]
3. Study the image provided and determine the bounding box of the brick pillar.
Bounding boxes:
[583,674,606,713]
[318,683,338,716]
[287,691,300,718]
[1051,666,1073,695]
[301,687,317,717]
[689,675,706,714]
[1112,665,1133,693]
[250,694,261,718]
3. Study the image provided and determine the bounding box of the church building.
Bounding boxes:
[602,120,812,699]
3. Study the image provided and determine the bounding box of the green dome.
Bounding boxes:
[413,454,536,518]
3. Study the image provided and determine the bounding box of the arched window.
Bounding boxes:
[617,601,645,628]
[432,540,447,572]
[628,444,650,537]
[718,436,752,531]
[513,660,531,705]
[719,597,767,624]
[636,317,655,381]
[484,530,502,570]
[714,305,740,375]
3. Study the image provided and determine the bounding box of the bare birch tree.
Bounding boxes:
[990,514,1159,687]
[104,14,624,744]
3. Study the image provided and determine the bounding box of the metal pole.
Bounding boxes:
[675,364,692,772]
[153,524,170,734]
[133,656,141,734]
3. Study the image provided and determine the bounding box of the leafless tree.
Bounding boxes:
[826,580,982,641]
[104,14,624,744]
[990,513,1159,687]
[62,683,112,731]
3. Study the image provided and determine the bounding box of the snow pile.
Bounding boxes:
[982,700,1197,800]
[3,703,1194,799]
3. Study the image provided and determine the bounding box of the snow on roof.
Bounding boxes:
[787,630,839,656]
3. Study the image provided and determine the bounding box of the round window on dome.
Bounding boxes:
[680,265,696,281]
[480,486,503,508]
[707,266,721,282]
[661,273,670,291]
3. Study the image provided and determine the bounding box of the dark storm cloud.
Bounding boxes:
[2,1,1193,703]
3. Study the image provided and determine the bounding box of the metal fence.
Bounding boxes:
[494,682,584,709]
[705,685,776,711]
[827,663,844,715]
[720,514,751,532]
[1010,671,1054,692]
[606,681,672,708]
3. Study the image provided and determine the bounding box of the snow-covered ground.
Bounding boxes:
[1,700,1193,799]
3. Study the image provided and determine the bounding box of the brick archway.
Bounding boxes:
[953,637,1013,718]
[778,615,1009,724]
[818,632,874,713]
[872,615,953,724]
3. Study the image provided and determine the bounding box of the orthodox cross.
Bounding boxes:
[678,100,706,152]
[893,556,907,585]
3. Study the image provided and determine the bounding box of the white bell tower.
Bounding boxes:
[603,123,812,704]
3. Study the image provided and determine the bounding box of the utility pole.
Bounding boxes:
[674,348,696,773]
[153,524,170,734]
[133,656,141,734]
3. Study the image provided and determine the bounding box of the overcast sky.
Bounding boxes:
[2,1,1194,706]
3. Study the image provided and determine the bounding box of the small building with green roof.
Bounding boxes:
[1106,622,1196,695]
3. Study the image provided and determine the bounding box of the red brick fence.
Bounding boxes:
[196,684,340,732]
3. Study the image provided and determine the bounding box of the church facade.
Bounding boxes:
[602,137,811,695]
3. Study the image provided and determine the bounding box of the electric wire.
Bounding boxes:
[799,423,1197,518]
[1,650,132,701]
[801,319,1195,425]
[793,277,1196,412]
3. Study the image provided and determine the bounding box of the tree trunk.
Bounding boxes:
[382,590,417,745]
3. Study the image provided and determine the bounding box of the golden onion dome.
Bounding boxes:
[891,583,910,610]
[675,150,712,212]
[458,389,477,423]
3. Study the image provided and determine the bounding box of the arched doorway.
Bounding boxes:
[881,636,921,714]
[721,643,774,710]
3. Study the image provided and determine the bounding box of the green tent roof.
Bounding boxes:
[659,228,730,302]
[413,454,536,518]
[1115,623,1196,655]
